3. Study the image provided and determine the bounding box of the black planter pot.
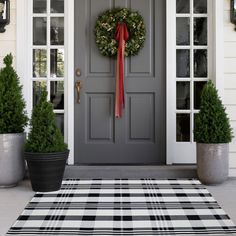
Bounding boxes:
[25,150,69,192]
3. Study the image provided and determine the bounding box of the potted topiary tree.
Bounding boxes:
[25,89,69,192]
[0,54,28,187]
[194,80,233,185]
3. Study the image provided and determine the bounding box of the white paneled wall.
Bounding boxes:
[0,0,16,68]
[0,0,235,174]
[224,0,236,176]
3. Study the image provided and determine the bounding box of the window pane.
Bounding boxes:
[33,18,47,45]
[33,81,47,107]
[33,0,46,13]
[51,17,64,45]
[177,82,190,110]
[55,114,64,135]
[176,0,190,13]
[194,50,207,77]
[194,81,207,109]
[176,50,190,78]
[176,114,190,142]
[51,0,64,13]
[50,49,64,78]
[176,18,190,45]
[50,81,64,110]
[194,0,207,14]
[194,18,207,45]
[33,49,47,78]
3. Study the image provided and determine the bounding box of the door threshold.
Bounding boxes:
[64,165,197,179]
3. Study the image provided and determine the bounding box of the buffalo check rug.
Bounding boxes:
[7,179,236,235]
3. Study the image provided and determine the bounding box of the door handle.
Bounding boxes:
[75,80,83,104]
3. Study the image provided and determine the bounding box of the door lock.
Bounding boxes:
[75,80,83,104]
[76,68,81,77]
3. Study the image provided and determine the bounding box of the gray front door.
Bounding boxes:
[74,0,166,165]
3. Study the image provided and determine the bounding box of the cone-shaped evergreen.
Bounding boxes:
[194,80,233,143]
[0,54,28,134]
[25,90,67,153]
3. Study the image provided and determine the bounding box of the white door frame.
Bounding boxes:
[16,0,75,164]
[16,0,224,165]
[166,0,224,164]
[65,0,75,165]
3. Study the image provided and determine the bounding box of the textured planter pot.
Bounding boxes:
[25,150,69,192]
[197,143,229,185]
[0,133,26,187]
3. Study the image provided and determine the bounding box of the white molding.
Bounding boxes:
[166,0,176,165]
[65,0,74,165]
[16,0,31,122]
[213,0,225,100]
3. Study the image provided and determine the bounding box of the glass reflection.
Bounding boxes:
[194,50,207,77]
[194,0,207,14]
[50,49,64,78]
[176,50,190,78]
[176,82,190,110]
[51,0,64,13]
[51,17,64,45]
[33,49,47,78]
[176,0,190,13]
[50,81,64,110]
[176,18,190,45]
[194,81,207,109]
[33,18,47,45]
[33,81,47,107]
[176,114,190,142]
[33,0,46,13]
[194,18,207,45]
[55,114,64,135]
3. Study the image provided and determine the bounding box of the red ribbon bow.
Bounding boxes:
[114,23,129,118]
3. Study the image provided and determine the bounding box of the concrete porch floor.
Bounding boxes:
[1,166,236,235]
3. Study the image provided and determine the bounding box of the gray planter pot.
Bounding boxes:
[197,143,229,185]
[0,133,26,187]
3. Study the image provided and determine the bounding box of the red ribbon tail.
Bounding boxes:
[115,23,129,118]
[115,51,121,118]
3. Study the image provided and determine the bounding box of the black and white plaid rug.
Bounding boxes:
[8,179,236,235]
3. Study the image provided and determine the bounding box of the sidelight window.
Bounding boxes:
[31,0,65,134]
[176,0,210,143]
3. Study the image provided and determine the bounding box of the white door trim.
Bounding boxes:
[213,0,225,100]
[17,0,224,165]
[166,0,176,165]
[16,0,31,126]
[65,0,75,165]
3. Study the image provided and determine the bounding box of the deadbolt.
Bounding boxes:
[76,68,81,77]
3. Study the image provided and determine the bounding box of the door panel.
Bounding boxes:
[86,93,114,143]
[128,0,154,77]
[74,0,166,164]
[127,93,155,142]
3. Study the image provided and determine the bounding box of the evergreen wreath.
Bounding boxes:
[94,8,146,57]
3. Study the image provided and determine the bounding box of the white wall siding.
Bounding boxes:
[0,0,16,68]
[224,0,236,177]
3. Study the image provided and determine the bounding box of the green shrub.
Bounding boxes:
[25,89,67,153]
[0,54,28,134]
[194,80,233,143]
